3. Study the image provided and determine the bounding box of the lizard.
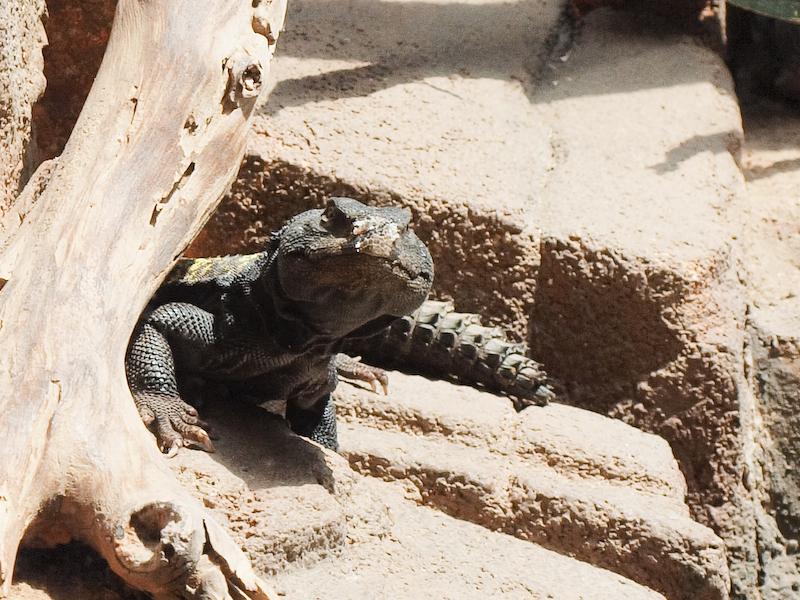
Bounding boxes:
[126,197,553,455]
[126,197,432,455]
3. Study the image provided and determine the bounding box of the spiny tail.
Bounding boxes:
[343,300,555,410]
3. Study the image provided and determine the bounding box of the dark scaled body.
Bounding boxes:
[126,197,554,456]
[127,198,433,454]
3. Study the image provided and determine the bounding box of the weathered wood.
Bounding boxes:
[0,0,287,597]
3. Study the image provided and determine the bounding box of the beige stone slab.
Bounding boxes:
[272,478,667,600]
[336,375,728,600]
[533,11,743,265]
[257,0,561,216]
[336,373,686,499]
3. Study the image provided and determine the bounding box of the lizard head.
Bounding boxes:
[271,197,433,336]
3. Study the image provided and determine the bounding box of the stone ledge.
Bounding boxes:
[337,375,728,600]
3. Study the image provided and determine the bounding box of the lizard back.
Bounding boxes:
[167,254,267,287]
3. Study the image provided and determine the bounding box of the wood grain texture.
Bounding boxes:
[0,1,286,597]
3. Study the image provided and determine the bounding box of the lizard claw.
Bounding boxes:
[334,353,390,395]
[135,392,216,455]
[183,428,216,453]
[374,371,389,395]
[164,440,181,459]
[511,383,556,411]
[533,384,556,406]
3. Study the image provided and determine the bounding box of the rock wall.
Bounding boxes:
[186,4,797,598]
[748,307,800,598]
[0,0,47,208]
[733,104,800,599]
[30,0,116,162]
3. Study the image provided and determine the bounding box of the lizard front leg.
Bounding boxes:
[285,360,340,451]
[286,393,339,451]
[126,303,216,456]
[334,353,389,394]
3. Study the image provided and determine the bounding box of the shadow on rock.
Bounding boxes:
[197,397,336,492]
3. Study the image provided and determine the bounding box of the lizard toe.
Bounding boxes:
[169,403,216,453]
[135,392,215,455]
[153,415,184,457]
[180,426,216,453]
[375,370,389,395]
[334,354,390,395]
[176,410,216,440]
[138,404,156,427]
[171,415,216,452]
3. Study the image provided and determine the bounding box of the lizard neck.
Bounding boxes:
[252,256,340,354]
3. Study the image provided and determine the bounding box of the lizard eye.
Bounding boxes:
[320,199,353,236]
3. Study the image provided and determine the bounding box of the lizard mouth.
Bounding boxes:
[302,248,432,288]
[390,260,432,285]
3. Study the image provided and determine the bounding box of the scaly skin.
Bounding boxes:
[343,300,555,410]
[127,197,553,455]
[126,197,433,454]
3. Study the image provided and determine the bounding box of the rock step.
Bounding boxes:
[168,392,674,600]
[339,415,726,600]
[272,477,667,600]
[335,372,687,500]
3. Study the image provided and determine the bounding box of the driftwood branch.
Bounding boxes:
[0,0,286,597]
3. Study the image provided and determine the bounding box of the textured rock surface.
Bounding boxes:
[13,377,720,599]
[747,304,800,599]
[336,374,728,600]
[0,0,46,208]
[189,4,759,597]
[272,485,667,600]
[30,0,117,162]
[736,102,800,599]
